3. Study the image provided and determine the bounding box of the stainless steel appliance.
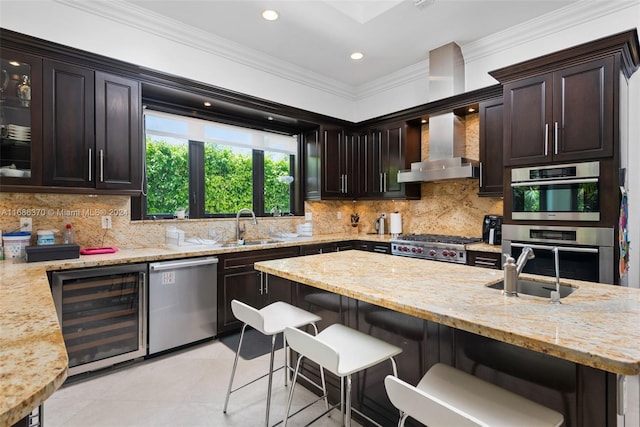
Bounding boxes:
[502,224,614,284]
[390,234,480,264]
[482,215,502,245]
[510,161,600,221]
[148,256,218,355]
[50,263,147,376]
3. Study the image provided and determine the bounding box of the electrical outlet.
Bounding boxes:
[337,211,342,219]
[20,217,32,232]
[101,216,112,229]
[304,212,313,221]
[380,213,387,218]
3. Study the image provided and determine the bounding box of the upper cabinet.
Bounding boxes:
[0,48,43,186]
[478,98,504,197]
[42,60,141,192]
[502,58,613,166]
[491,30,640,168]
[305,126,358,200]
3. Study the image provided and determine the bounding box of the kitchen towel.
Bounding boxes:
[390,212,402,236]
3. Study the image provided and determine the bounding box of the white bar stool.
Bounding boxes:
[223,300,322,427]
[283,323,403,427]
[384,363,564,427]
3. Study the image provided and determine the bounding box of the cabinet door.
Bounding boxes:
[369,129,384,196]
[263,272,292,305]
[552,57,614,162]
[503,74,552,166]
[95,72,141,190]
[304,129,321,199]
[219,270,261,333]
[0,48,43,186]
[43,60,94,187]
[354,132,371,197]
[382,124,403,195]
[322,127,345,197]
[478,98,504,197]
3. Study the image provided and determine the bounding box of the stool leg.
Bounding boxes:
[345,374,352,427]
[265,334,277,427]
[223,323,247,413]
[283,356,304,427]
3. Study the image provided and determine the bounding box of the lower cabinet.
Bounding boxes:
[217,247,299,334]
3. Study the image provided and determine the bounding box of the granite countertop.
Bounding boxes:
[254,250,640,376]
[0,233,388,425]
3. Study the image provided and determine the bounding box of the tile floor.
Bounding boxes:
[44,337,640,427]
[45,339,362,427]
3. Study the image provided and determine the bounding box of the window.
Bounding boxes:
[143,111,298,218]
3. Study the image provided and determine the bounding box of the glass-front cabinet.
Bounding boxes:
[0,48,42,185]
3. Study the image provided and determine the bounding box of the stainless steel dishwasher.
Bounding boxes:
[148,256,218,355]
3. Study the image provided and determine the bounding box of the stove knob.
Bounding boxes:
[442,250,450,257]
[450,251,457,258]
[416,247,424,254]
[411,247,417,253]
[402,246,408,252]
[429,250,436,256]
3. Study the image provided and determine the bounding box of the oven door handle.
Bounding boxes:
[511,242,598,254]
[511,177,598,187]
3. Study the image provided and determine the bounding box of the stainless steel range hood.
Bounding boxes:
[398,42,479,183]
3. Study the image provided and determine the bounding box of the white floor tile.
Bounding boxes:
[45,339,362,427]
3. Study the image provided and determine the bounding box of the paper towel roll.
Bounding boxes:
[389,213,402,235]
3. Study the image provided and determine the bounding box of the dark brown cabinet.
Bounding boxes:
[478,98,504,197]
[362,122,420,200]
[0,48,43,187]
[322,127,358,198]
[501,57,614,167]
[43,60,141,191]
[217,247,299,334]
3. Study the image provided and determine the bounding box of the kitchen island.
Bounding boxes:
[254,250,640,426]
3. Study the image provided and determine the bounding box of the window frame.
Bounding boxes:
[134,111,303,220]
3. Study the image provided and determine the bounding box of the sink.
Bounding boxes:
[487,279,576,299]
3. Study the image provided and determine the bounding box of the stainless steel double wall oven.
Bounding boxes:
[503,160,617,284]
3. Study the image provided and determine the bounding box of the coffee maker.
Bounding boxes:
[482,215,503,245]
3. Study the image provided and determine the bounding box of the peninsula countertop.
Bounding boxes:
[254,250,640,376]
[0,232,388,425]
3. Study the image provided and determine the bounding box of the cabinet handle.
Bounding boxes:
[479,162,483,188]
[99,149,105,182]
[259,272,264,295]
[264,273,269,294]
[384,173,387,192]
[544,123,549,156]
[554,122,559,155]
[88,148,92,182]
[379,173,383,192]
[344,174,348,193]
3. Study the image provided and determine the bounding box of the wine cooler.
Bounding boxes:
[50,263,147,376]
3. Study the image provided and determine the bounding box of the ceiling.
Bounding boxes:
[124,0,578,88]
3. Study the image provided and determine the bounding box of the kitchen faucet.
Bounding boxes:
[236,208,257,244]
[515,246,535,277]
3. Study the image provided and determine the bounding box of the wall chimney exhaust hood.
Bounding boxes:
[398,42,479,183]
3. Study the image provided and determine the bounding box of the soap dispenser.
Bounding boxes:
[502,254,518,297]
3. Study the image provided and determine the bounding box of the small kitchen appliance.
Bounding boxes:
[374,215,386,235]
[390,234,480,264]
[482,215,503,245]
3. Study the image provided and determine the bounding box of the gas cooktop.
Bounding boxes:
[390,234,481,264]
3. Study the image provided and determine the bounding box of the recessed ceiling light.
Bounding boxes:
[9,61,21,66]
[262,9,279,21]
[267,116,274,121]
[350,52,364,60]
[203,101,212,107]
[468,107,475,113]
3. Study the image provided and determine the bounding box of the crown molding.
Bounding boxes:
[54,0,358,100]
[356,59,430,99]
[462,1,638,63]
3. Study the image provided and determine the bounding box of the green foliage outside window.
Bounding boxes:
[145,137,291,216]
